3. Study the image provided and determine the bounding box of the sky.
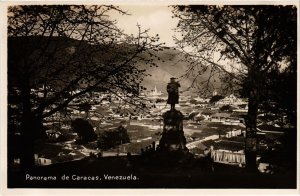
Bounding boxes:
[108,5,181,47]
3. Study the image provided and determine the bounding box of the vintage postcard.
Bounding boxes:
[1,0,299,195]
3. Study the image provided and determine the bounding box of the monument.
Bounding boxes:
[166,77,180,110]
[157,78,188,152]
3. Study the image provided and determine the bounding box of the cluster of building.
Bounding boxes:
[11,86,288,174]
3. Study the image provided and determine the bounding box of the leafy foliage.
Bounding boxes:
[71,118,97,144]
[8,5,163,122]
[7,5,163,168]
[209,95,224,104]
[173,5,296,99]
[172,5,297,169]
[219,105,234,112]
[97,125,130,150]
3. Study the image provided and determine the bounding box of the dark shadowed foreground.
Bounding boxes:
[8,155,296,188]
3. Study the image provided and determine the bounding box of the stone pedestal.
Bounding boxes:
[157,110,188,152]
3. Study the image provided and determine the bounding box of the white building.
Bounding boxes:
[215,94,248,106]
[148,86,163,97]
[35,154,52,166]
[213,90,218,96]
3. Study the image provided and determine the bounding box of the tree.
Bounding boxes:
[8,5,163,170]
[173,5,297,170]
[259,66,297,125]
[78,102,92,119]
[195,115,205,122]
[97,125,130,150]
[209,95,224,104]
[219,105,233,112]
[71,118,97,144]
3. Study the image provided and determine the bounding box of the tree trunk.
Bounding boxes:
[19,77,49,171]
[20,81,35,171]
[245,87,259,171]
[21,116,46,171]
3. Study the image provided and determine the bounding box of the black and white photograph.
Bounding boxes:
[1,1,299,194]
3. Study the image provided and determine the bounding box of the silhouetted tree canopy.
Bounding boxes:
[219,105,234,112]
[97,125,130,150]
[209,95,225,104]
[71,118,97,144]
[173,5,297,170]
[7,5,163,169]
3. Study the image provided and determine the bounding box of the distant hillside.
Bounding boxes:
[8,36,223,95]
[139,47,222,94]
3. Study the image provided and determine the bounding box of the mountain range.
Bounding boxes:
[8,36,222,95]
[139,47,222,94]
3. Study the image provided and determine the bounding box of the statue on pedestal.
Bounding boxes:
[167,77,180,110]
[157,78,188,152]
